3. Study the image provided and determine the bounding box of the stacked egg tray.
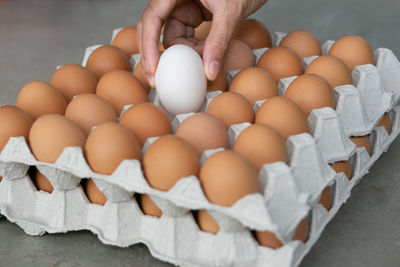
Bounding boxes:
[1,28,400,267]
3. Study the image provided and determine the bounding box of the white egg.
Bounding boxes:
[155,44,207,115]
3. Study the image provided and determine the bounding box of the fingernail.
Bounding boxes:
[206,60,220,81]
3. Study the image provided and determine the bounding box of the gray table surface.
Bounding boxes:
[1,0,400,266]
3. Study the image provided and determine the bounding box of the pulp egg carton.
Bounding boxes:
[0,29,399,267]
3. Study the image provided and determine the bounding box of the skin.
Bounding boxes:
[137,0,267,87]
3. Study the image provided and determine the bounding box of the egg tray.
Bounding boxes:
[0,30,399,267]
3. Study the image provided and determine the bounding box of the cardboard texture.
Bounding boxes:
[1,31,400,267]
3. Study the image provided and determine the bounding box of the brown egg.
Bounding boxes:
[29,114,86,162]
[330,160,352,180]
[0,176,2,182]
[206,92,254,129]
[65,94,117,135]
[305,55,353,88]
[207,70,228,92]
[197,209,219,234]
[133,61,151,93]
[140,194,162,217]
[328,35,375,71]
[86,45,131,80]
[284,74,334,116]
[85,122,141,175]
[350,135,371,155]
[119,102,172,147]
[229,67,278,105]
[378,113,391,134]
[50,64,97,102]
[233,124,287,170]
[143,135,199,191]
[194,21,212,40]
[158,42,165,52]
[96,70,148,115]
[0,105,33,152]
[222,40,255,73]
[111,26,139,57]
[232,19,272,49]
[280,30,322,59]
[176,113,229,156]
[16,81,67,120]
[255,96,309,140]
[199,150,260,206]
[257,47,303,82]
[86,179,107,205]
[35,170,54,193]
[319,187,332,211]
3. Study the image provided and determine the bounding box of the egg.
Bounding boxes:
[350,135,371,155]
[232,19,272,49]
[140,194,163,217]
[96,70,148,115]
[199,150,260,206]
[50,64,97,102]
[233,124,287,170]
[29,114,86,162]
[0,105,33,152]
[86,45,131,80]
[207,70,228,92]
[111,26,139,57]
[85,122,141,175]
[65,94,117,135]
[176,113,229,156]
[319,187,332,211]
[330,160,352,180]
[256,96,309,140]
[16,80,67,120]
[35,170,54,193]
[85,179,107,205]
[143,135,199,191]
[197,209,219,234]
[305,55,353,88]
[119,102,172,147]
[223,40,255,73]
[206,92,254,129]
[229,67,278,105]
[194,21,212,40]
[328,35,375,71]
[279,30,322,59]
[378,113,391,134]
[133,61,151,93]
[155,45,207,115]
[257,47,303,82]
[284,74,334,116]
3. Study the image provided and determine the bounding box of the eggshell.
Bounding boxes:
[233,124,287,170]
[229,67,278,105]
[119,102,172,147]
[111,26,139,57]
[350,135,371,155]
[206,92,254,129]
[16,80,67,120]
[197,209,219,234]
[305,55,353,88]
[96,70,148,114]
[0,105,33,152]
[143,135,199,191]
[133,61,151,93]
[256,47,303,82]
[50,64,97,102]
[199,150,260,206]
[378,113,391,134]
[176,113,229,156]
[35,170,54,193]
[29,114,86,163]
[319,187,332,211]
[232,19,272,49]
[280,30,322,58]
[222,40,255,73]
[284,74,334,116]
[86,45,131,80]
[330,160,352,180]
[255,96,309,140]
[207,70,228,92]
[194,21,211,40]
[86,179,107,205]
[140,194,162,217]
[85,122,141,175]
[328,35,375,71]
[292,217,309,243]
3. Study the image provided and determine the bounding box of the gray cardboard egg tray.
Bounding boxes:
[0,28,399,267]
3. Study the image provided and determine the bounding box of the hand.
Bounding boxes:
[137,0,267,88]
